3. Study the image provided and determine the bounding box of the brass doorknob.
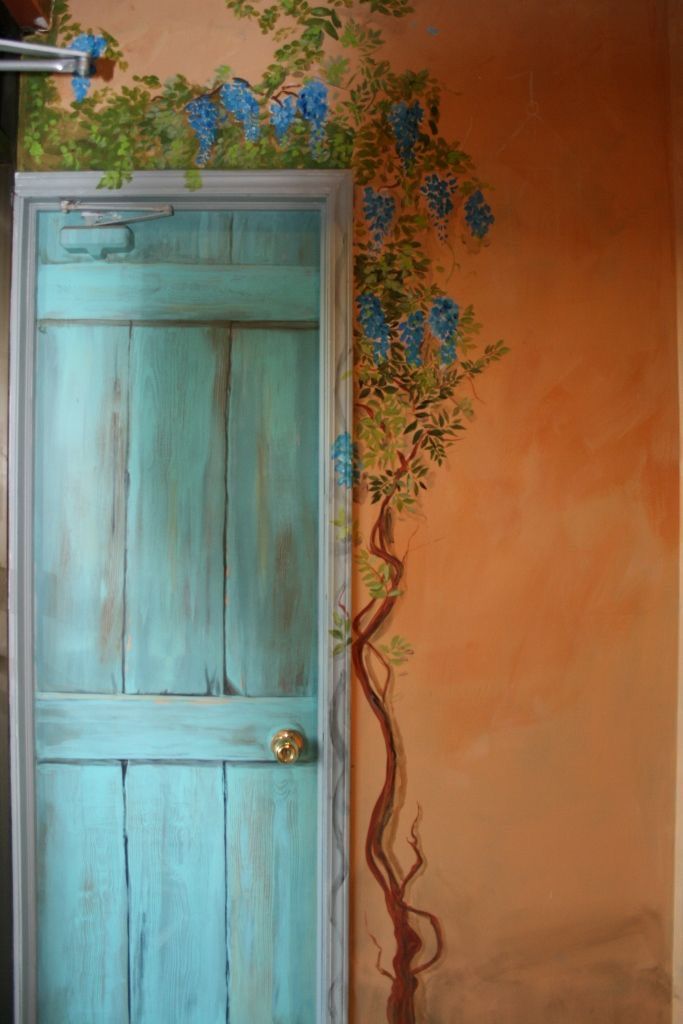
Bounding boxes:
[271,729,305,764]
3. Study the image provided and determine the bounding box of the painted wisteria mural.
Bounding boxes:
[20,2,507,1020]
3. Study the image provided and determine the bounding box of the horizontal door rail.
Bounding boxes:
[35,694,317,762]
[37,263,320,321]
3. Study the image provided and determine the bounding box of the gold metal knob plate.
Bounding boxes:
[271,729,305,764]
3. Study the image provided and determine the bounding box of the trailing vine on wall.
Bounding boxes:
[20,2,507,1020]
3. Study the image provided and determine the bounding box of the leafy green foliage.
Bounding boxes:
[357,550,403,599]
[330,609,352,656]
[379,634,414,666]
[332,505,353,542]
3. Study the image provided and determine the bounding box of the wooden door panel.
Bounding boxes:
[32,206,323,1023]
[37,763,129,1024]
[36,761,318,1023]
[125,764,228,1024]
[226,328,319,697]
[34,322,128,694]
[226,765,317,1024]
[125,325,229,696]
[231,210,320,266]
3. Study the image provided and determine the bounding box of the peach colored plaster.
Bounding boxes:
[60,1,681,1020]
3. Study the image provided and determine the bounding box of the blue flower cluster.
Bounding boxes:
[69,33,107,103]
[388,101,423,169]
[187,96,219,166]
[398,311,425,365]
[331,432,359,488]
[420,174,458,240]
[465,190,495,239]
[220,80,260,142]
[362,187,396,248]
[269,95,297,142]
[357,293,390,362]
[429,297,459,365]
[297,79,328,151]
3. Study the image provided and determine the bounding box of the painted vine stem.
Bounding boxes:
[351,480,444,1021]
[20,2,507,1020]
[347,332,505,1023]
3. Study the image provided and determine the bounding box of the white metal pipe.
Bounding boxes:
[0,60,81,73]
[0,39,90,75]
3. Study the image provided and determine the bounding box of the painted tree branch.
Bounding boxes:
[352,453,444,1023]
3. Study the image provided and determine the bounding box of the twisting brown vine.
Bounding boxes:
[351,455,444,1023]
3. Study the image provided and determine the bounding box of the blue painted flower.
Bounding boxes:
[297,79,328,151]
[429,297,459,365]
[420,174,458,240]
[71,75,91,103]
[187,96,220,166]
[362,187,395,248]
[465,189,495,239]
[388,101,423,169]
[220,80,260,142]
[68,33,107,103]
[357,293,390,362]
[269,95,296,142]
[398,311,425,366]
[331,432,359,488]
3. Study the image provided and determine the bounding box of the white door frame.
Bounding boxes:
[9,170,353,1024]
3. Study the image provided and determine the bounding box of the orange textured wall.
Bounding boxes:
[349,2,679,1021]
[48,1,681,1020]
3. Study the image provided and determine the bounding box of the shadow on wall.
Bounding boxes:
[415,910,671,1024]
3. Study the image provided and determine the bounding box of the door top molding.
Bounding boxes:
[14,169,353,203]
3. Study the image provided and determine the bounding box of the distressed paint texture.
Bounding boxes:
[226,327,319,697]
[36,763,129,1023]
[20,1,681,1023]
[225,765,318,1023]
[33,208,321,1022]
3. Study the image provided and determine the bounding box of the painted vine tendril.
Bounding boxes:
[21,2,508,1019]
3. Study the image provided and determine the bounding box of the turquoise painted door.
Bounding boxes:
[32,208,321,1023]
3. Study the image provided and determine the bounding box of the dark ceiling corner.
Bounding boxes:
[0,2,23,166]
[2,0,50,33]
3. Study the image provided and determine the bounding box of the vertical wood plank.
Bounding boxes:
[125,325,229,694]
[226,764,318,1024]
[34,322,128,692]
[125,764,227,1024]
[231,210,320,266]
[36,763,129,1024]
[225,328,319,696]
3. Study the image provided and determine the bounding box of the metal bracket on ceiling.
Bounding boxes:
[60,200,175,227]
[0,38,90,74]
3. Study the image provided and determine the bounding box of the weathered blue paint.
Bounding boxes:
[226,765,317,1023]
[231,209,320,266]
[37,262,319,321]
[40,209,235,265]
[125,325,229,695]
[35,694,316,761]
[226,328,319,696]
[125,765,228,1024]
[33,207,322,1021]
[37,763,129,1023]
[34,322,128,693]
